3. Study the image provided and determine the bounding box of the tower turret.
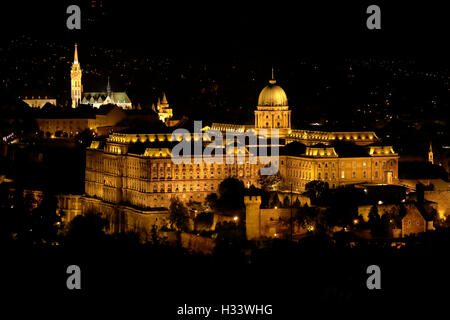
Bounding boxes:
[428,142,434,164]
[157,93,173,124]
[70,43,83,108]
[244,195,262,240]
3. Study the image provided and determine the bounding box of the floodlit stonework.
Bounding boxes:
[78,73,399,233]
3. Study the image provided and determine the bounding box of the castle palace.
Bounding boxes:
[78,70,399,235]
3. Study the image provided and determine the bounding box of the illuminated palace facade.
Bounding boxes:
[81,74,398,232]
[210,74,399,190]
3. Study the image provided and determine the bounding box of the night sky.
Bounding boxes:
[1,1,448,60]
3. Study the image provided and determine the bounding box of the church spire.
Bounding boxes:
[161,92,168,104]
[71,43,82,108]
[106,76,111,97]
[74,43,79,63]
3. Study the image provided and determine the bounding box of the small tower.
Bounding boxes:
[157,93,173,124]
[244,195,262,240]
[428,142,434,164]
[70,43,83,108]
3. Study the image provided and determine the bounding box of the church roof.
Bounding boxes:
[81,91,131,104]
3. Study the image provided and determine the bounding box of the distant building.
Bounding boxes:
[21,96,57,108]
[401,203,434,237]
[152,93,173,124]
[70,44,132,109]
[36,105,126,137]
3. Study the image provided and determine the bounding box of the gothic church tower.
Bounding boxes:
[71,44,83,108]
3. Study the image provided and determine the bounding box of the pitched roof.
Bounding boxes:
[82,91,131,104]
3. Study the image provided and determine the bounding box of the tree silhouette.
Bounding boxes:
[367,205,383,237]
[65,212,109,246]
[305,180,330,205]
[257,169,282,191]
[217,178,245,210]
[168,198,189,231]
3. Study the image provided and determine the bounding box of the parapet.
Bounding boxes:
[244,195,262,205]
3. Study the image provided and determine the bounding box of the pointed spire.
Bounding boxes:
[106,76,111,97]
[269,66,276,84]
[428,141,434,164]
[157,97,161,107]
[161,92,168,104]
[151,103,156,112]
[74,43,79,63]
